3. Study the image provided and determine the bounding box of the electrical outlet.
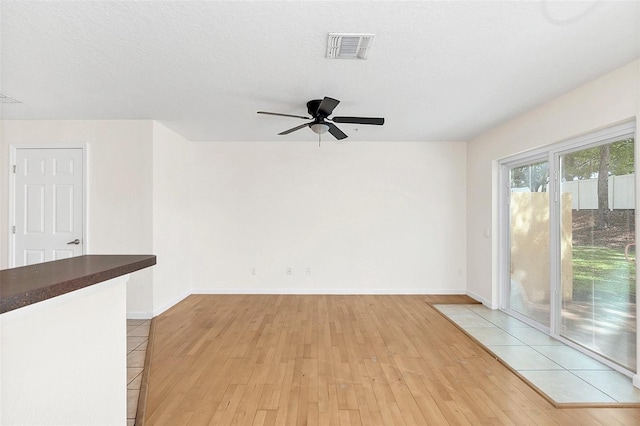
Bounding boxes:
[286,267,292,275]
[306,267,311,275]
[251,268,256,276]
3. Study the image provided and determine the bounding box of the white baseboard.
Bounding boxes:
[466,290,498,309]
[191,288,468,295]
[152,290,191,317]
[126,311,153,320]
[139,288,470,319]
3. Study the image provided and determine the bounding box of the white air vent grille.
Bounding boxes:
[327,33,375,60]
[0,94,22,103]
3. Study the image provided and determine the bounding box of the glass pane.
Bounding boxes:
[559,137,636,371]
[509,160,551,327]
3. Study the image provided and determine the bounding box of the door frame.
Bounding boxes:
[8,143,90,267]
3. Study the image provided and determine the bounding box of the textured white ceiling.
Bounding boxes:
[1,1,638,142]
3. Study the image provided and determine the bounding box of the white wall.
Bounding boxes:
[466,59,640,307]
[189,141,467,294]
[150,122,192,316]
[1,275,128,425]
[0,120,155,314]
[0,121,468,315]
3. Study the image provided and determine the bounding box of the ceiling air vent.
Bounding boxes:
[327,33,375,60]
[0,94,22,103]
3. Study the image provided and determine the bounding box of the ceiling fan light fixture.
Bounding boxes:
[310,123,330,134]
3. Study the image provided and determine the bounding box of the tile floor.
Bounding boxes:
[434,303,640,405]
[127,319,150,426]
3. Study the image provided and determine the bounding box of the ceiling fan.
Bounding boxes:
[257,97,384,140]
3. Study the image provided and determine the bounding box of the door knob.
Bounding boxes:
[67,239,80,245]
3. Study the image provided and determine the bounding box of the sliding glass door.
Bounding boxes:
[502,122,636,373]
[558,136,636,370]
[507,160,551,328]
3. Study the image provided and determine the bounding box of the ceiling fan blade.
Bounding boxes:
[332,116,385,125]
[327,123,348,140]
[258,111,310,120]
[316,97,340,117]
[278,122,311,135]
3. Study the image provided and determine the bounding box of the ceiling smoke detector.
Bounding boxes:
[0,94,22,103]
[327,33,375,60]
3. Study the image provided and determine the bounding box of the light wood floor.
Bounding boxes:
[144,295,640,425]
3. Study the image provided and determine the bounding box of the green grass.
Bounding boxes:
[571,246,636,302]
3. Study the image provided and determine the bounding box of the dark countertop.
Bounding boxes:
[0,255,156,314]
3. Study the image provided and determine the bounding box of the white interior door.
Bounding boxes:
[12,148,84,266]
